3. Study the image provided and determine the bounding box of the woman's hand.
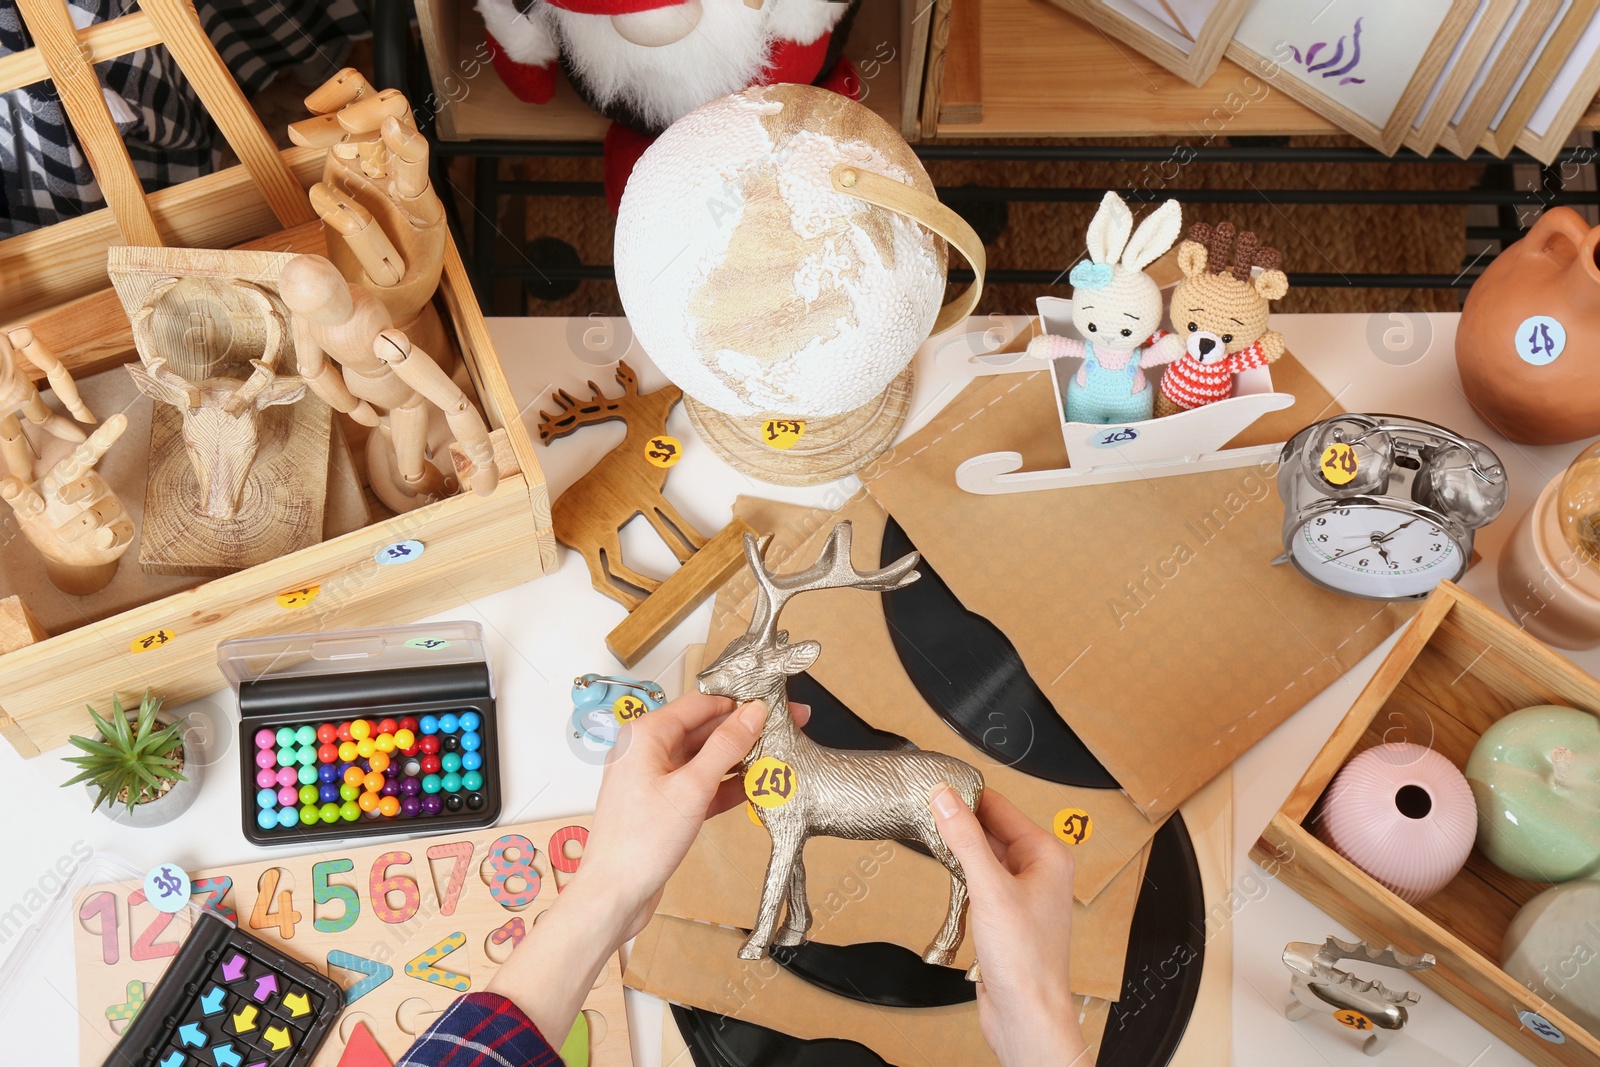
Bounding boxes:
[576,692,809,943]
[930,785,1089,1066]
[487,692,807,1043]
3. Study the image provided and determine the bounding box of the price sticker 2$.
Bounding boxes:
[745,756,798,808]
[1319,443,1359,486]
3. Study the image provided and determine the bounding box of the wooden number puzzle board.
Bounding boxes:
[72,817,627,1067]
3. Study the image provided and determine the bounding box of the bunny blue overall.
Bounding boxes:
[1065,340,1154,424]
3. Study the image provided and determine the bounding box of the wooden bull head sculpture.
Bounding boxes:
[697,522,986,977]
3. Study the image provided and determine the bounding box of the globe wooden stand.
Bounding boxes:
[684,369,914,487]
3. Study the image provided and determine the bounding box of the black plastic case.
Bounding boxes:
[220,622,502,847]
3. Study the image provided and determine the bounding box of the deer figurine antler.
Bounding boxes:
[697,522,986,976]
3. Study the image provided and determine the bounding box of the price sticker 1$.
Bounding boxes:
[745,756,798,808]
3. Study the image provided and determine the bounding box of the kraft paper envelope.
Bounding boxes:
[703,493,1161,904]
[860,368,1410,819]
[631,771,1233,1067]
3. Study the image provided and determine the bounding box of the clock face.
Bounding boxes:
[1291,504,1463,599]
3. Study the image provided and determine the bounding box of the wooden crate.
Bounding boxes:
[415,0,919,140]
[1252,581,1600,1067]
[0,0,557,758]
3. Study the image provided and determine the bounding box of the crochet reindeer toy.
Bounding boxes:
[1156,222,1289,418]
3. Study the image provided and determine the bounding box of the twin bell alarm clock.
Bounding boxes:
[1275,414,1509,600]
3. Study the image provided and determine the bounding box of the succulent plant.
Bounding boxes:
[61,692,187,814]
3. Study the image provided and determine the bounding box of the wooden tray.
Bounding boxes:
[1253,581,1600,1066]
[0,0,557,758]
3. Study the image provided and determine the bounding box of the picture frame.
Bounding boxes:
[1493,1,1600,159]
[1405,0,1520,154]
[1053,0,1255,87]
[1445,0,1571,155]
[1226,0,1480,155]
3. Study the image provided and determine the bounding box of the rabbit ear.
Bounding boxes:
[1085,191,1133,265]
[1121,199,1183,272]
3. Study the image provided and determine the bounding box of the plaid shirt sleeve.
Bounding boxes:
[395,992,562,1067]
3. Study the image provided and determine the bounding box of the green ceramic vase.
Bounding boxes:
[1466,705,1600,882]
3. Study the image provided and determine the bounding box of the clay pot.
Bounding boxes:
[1457,207,1600,445]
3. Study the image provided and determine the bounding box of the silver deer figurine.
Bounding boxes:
[1283,936,1436,1055]
[697,522,986,977]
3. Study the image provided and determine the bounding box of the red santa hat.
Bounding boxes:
[544,0,697,12]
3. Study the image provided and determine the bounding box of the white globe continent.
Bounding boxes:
[615,84,947,419]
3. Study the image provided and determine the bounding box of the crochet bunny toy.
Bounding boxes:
[1028,192,1184,424]
[1155,222,1289,418]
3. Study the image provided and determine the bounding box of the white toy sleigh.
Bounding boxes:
[956,296,1295,494]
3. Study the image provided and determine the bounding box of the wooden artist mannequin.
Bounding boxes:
[280,253,497,514]
[288,70,453,367]
[0,329,133,594]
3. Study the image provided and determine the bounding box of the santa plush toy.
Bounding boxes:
[477,0,862,210]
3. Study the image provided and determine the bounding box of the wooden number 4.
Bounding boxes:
[249,868,302,939]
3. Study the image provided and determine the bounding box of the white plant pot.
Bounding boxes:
[85,743,202,829]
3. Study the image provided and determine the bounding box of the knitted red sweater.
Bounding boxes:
[1159,339,1270,410]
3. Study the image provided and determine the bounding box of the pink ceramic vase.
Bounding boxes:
[1316,743,1477,904]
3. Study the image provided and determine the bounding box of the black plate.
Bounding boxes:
[877,517,1119,789]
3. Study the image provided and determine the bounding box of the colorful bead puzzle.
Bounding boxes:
[220,624,501,845]
[102,910,342,1067]
[73,817,627,1067]
[246,712,493,841]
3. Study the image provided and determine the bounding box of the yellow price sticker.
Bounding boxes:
[1052,807,1094,845]
[644,435,682,469]
[275,585,320,610]
[130,628,176,654]
[1333,1010,1373,1031]
[744,756,798,808]
[761,419,806,450]
[612,694,649,726]
[746,801,763,826]
[1319,442,1359,486]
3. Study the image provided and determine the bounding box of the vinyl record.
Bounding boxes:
[878,517,1118,789]
[678,520,1205,1065]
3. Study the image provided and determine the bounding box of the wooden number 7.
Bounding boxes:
[426,842,473,916]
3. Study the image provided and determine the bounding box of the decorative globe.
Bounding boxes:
[614,83,948,420]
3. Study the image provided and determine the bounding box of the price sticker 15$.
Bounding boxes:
[761,419,806,450]
[745,756,798,808]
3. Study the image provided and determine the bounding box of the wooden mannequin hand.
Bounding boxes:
[0,415,133,572]
[930,786,1089,1067]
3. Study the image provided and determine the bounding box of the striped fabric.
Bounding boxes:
[0,0,369,237]
[1158,338,1269,410]
[397,992,563,1067]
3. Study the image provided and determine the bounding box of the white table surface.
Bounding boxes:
[5,312,1596,1067]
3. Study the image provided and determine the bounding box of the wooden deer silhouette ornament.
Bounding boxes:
[697,522,986,977]
[539,362,752,667]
